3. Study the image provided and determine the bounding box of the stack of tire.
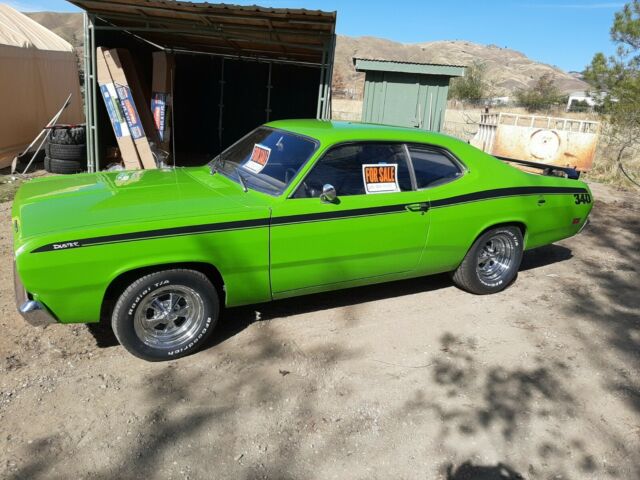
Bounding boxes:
[44,125,86,174]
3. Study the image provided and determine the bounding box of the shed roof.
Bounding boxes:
[70,0,336,64]
[354,58,466,77]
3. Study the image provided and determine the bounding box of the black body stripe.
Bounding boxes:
[430,186,586,208]
[31,218,270,253]
[30,186,588,253]
[271,203,407,225]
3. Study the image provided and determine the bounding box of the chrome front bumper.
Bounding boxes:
[13,260,57,327]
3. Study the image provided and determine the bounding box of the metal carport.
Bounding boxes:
[69,0,336,171]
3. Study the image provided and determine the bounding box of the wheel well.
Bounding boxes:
[99,262,224,324]
[479,221,527,239]
[453,221,528,272]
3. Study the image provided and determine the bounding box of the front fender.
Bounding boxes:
[16,223,270,324]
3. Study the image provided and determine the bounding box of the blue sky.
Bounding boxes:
[6,0,623,72]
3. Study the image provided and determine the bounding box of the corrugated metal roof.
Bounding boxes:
[354,57,466,77]
[71,0,336,63]
[353,57,466,69]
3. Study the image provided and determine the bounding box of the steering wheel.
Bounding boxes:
[286,168,315,197]
[285,168,297,184]
[304,181,315,198]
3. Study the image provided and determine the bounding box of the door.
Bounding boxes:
[381,73,421,128]
[270,142,431,295]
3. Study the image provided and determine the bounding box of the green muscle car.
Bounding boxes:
[12,120,593,361]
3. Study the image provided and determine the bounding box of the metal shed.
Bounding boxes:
[354,58,465,132]
[69,0,336,171]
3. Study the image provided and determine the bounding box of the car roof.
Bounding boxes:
[264,119,462,147]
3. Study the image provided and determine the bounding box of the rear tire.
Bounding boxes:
[452,226,523,295]
[111,269,219,361]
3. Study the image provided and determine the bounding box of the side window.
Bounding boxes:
[409,146,463,189]
[293,143,412,198]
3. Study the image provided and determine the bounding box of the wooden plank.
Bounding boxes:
[96,47,143,170]
[103,48,157,169]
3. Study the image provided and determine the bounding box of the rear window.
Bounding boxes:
[408,146,462,189]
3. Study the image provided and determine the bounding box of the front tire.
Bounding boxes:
[452,226,523,295]
[111,269,219,361]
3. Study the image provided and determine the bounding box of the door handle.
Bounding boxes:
[405,202,430,213]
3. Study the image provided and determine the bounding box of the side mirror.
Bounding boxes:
[320,184,337,203]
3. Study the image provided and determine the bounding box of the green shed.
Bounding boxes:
[354,58,465,132]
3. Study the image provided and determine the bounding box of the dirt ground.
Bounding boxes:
[0,182,638,480]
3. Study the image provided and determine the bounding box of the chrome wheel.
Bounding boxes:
[133,285,206,349]
[476,233,516,284]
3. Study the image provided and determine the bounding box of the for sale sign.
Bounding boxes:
[243,144,271,173]
[362,164,400,194]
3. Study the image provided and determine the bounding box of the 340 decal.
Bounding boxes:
[574,193,592,205]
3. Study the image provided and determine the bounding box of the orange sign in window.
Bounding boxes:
[362,164,399,194]
[244,144,271,173]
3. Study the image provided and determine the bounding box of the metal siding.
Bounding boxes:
[83,12,92,171]
[322,34,336,119]
[375,73,384,123]
[435,81,449,131]
[361,76,369,121]
[362,71,382,123]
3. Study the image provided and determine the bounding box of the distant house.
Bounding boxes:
[566,91,609,111]
[488,96,510,106]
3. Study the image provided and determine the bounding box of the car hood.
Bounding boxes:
[13,167,269,239]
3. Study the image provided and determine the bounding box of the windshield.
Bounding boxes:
[209,127,318,196]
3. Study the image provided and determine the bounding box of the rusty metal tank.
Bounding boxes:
[471,113,600,171]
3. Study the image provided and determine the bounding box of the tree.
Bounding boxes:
[515,73,561,112]
[449,61,489,102]
[584,0,640,187]
[568,99,591,113]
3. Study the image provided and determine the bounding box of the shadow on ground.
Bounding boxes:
[11,303,359,479]
[446,461,524,480]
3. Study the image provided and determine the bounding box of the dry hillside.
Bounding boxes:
[25,11,84,64]
[334,36,589,99]
[25,12,83,46]
[25,12,588,100]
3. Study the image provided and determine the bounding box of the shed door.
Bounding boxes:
[380,73,421,128]
[362,72,451,132]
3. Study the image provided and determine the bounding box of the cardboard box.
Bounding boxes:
[96,47,142,170]
[103,48,158,169]
[151,51,175,153]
